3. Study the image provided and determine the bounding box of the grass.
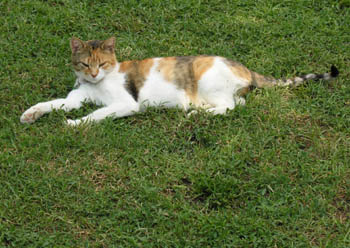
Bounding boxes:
[1,0,350,247]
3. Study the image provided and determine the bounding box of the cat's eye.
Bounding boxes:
[80,62,89,68]
[99,62,107,68]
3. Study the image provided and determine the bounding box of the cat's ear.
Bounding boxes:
[101,37,115,53]
[70,37,85,53]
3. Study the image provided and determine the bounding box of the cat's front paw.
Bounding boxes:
[66,119,82,127]
[20,107,45,124]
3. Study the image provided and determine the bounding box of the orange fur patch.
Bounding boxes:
[193,56,214,82]
[157,56,214,105]
[119,58,154,77]
[157,57,177,82]
[225,60,252,82]
[118,60,134,73]
[139,59,154,77]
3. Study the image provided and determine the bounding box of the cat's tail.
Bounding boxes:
[251,65,339,88]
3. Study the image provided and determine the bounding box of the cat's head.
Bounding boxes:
[70,37,117,83]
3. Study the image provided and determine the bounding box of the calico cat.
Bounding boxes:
[20,37,339,126]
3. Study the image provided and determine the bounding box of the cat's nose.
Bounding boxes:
[91,73,97,78]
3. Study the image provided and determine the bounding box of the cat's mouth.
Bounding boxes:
[79,78,102,84]
[74,71,103,84]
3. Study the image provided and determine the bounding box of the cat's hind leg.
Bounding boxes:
[189,97,236,115]
[234,96,246,106]
[205,104,235,115]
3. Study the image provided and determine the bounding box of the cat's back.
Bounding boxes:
[117,55,250,107]
[116,56,214,105]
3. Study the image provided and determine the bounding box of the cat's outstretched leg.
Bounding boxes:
[66,102,140,126]
[20,89,87,124]
[188,100,236,116]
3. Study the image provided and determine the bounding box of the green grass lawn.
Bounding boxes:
[1,0,350,247]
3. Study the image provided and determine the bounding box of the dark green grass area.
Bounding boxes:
[1,0,350,247]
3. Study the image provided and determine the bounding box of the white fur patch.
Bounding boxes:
[323,73,331,80]
[305,74,316,79]
[139,60,190,109]
[294,77,304,82]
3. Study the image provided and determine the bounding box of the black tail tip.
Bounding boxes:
[330,65,339,78]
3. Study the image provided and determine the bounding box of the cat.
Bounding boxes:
[20,37,339,126]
